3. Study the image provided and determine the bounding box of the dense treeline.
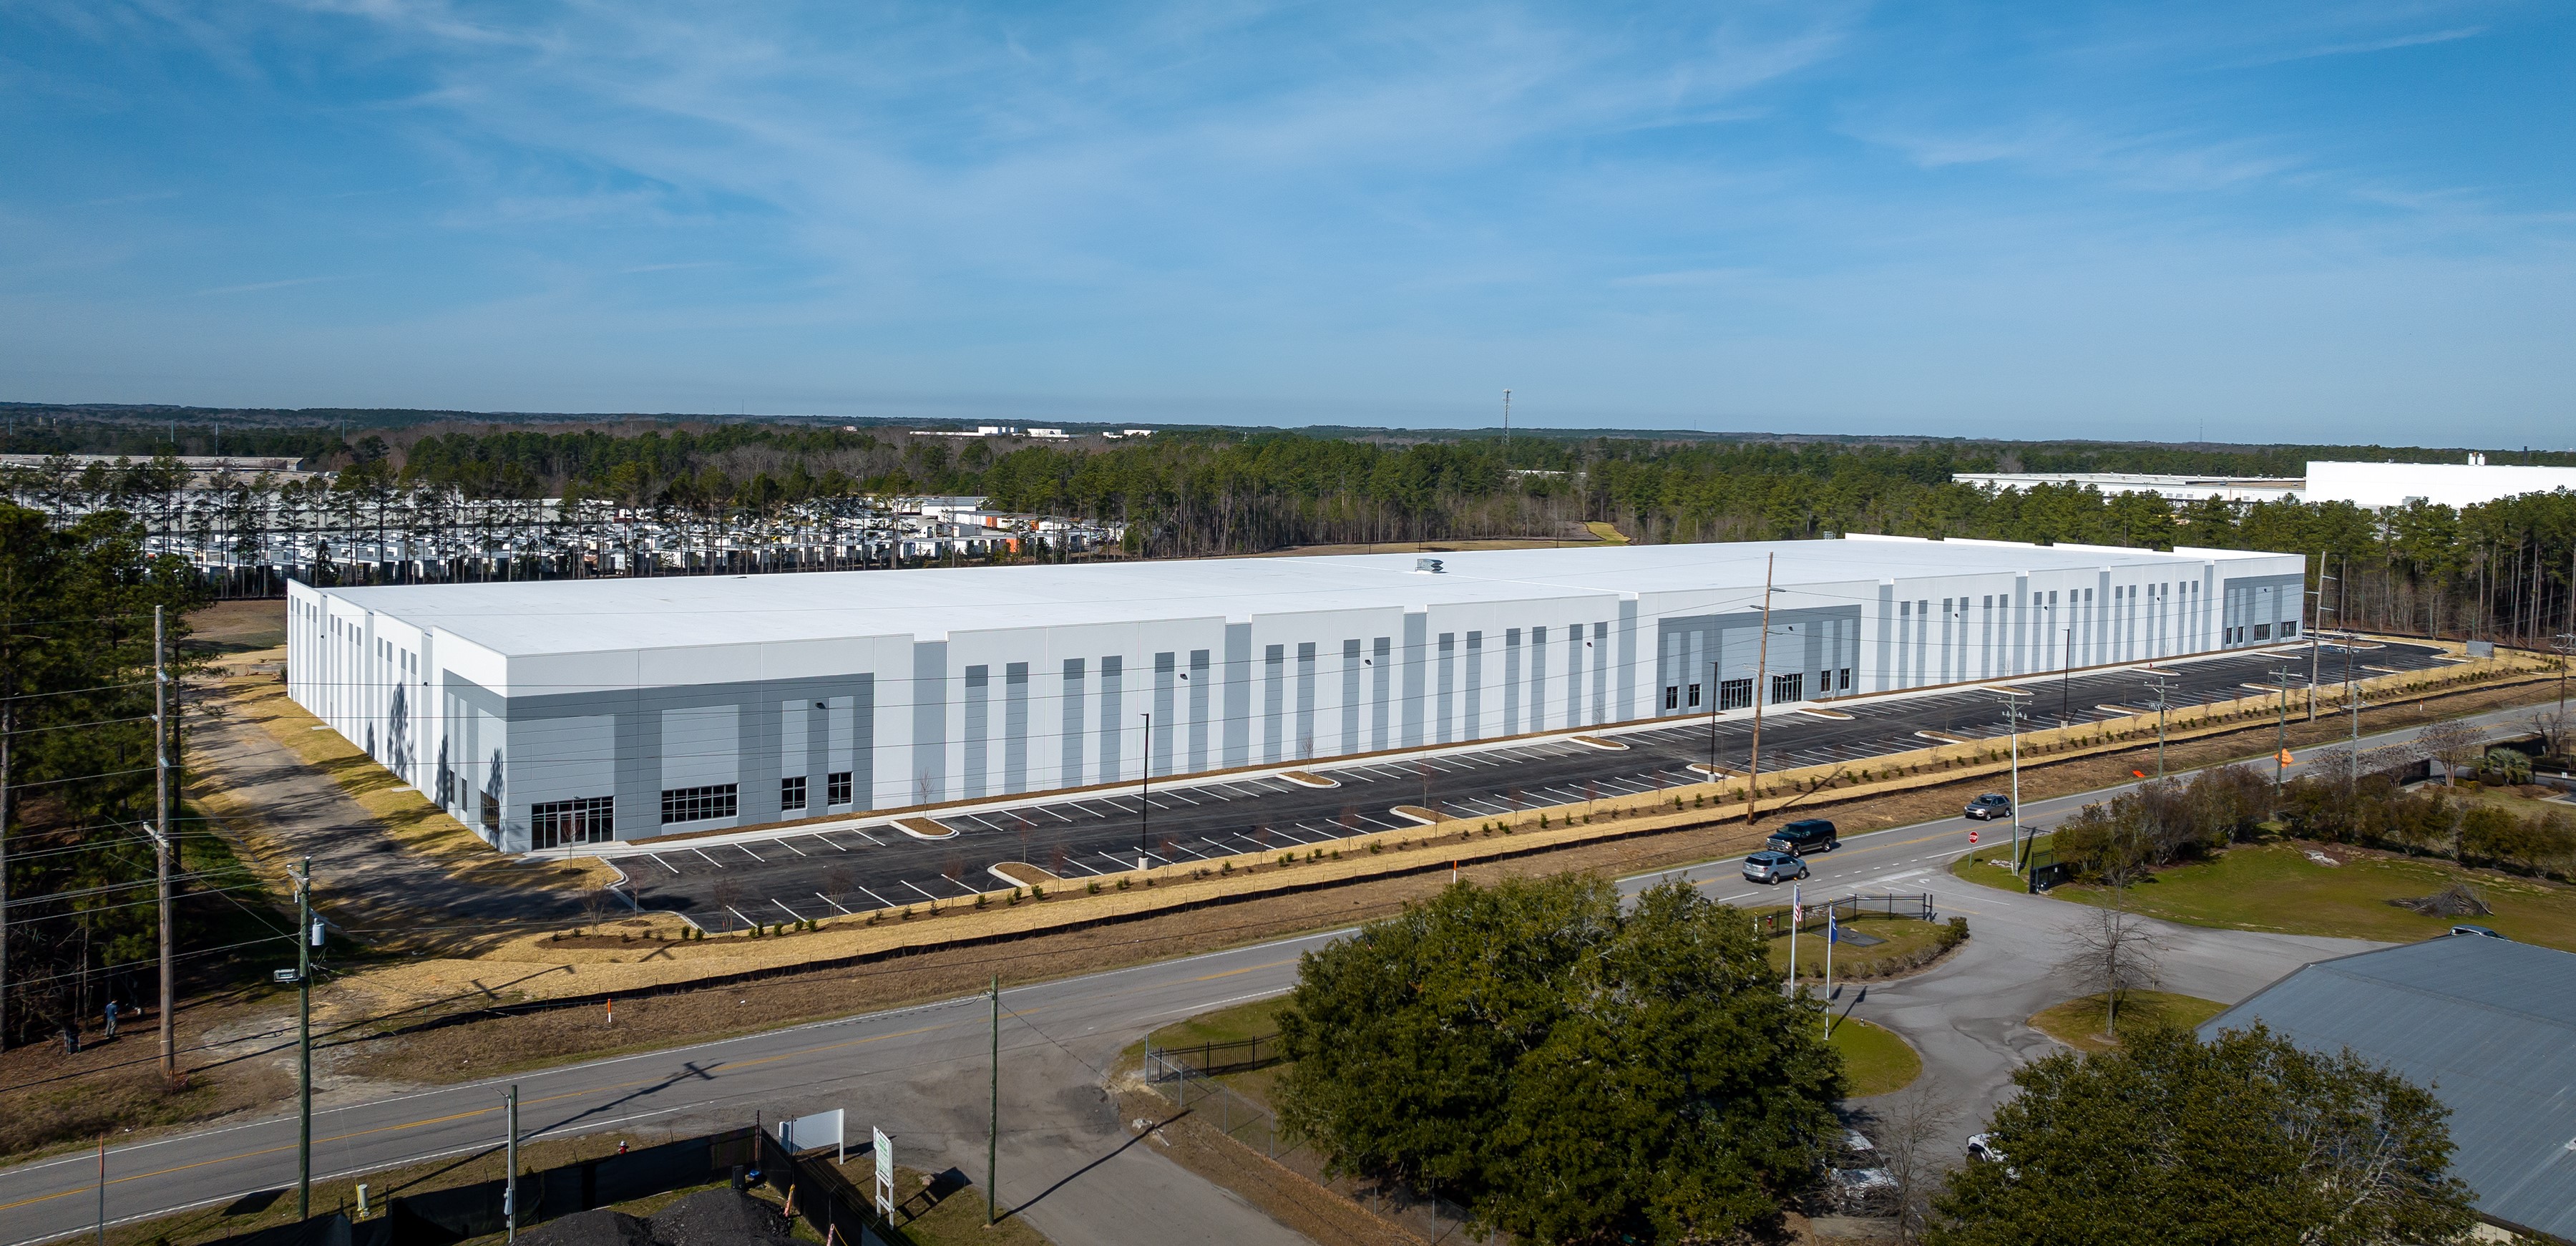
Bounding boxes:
[11,422,2576,645]
[372,426,2576,646]
[0,503,219,1046]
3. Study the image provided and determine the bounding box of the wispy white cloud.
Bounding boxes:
[192,274,362,296]
[2230,24,2485,68]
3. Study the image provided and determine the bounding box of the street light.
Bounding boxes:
[1996,688,2034,870]
[1137,711,1153,860]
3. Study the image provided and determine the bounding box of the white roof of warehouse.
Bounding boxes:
[313,537,2273,658]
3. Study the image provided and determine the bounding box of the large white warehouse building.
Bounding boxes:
[286,537,2306,852]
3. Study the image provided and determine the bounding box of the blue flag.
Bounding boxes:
[1828,910,1839,943]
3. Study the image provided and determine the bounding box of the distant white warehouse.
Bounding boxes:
[1955,456,2576,510]
[287,537,2306,851]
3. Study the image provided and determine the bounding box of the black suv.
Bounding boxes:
[1765,818,1839,856]
[1964,794,2012,821]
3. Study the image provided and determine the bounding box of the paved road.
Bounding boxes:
[599,641,2448,930]
[7,690,2540,1246]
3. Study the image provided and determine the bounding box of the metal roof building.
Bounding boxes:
[286,536,2303,851]
[2200,937,2576,1242]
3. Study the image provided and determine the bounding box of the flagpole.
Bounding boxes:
[1824,909,1836,1036]
[1787,882,1800,991]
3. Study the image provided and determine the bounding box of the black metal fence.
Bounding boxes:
[1755,892,1936,935]
[1146,1032,1287,1078]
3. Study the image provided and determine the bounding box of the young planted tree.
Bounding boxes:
[1274,875,1843,1245]
[1931,1026,2475,1246]
[2416,719,2489,788]
[2054,904,2170,1038]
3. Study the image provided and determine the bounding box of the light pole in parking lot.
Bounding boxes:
[1138,712,1152,859]
[1996,689,2031,870]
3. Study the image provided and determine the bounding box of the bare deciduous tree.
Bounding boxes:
[2529,707,2569,762]
[2416,719,2488,787]
[1862,1085,1958,1244]
[2055,905,2170,1038]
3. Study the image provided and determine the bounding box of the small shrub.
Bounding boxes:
[975,893,990,910]
[1541,812,1551,828]
[1030,884,1045,900]
[1938,916,1970,950]
[1221,861,1234,875]
[1370,840,1383,854]
[1087,880,1102,895]
[1117,877,1132,890]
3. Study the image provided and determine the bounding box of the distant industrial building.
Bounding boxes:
[288,536,2303,850]
[1955,456,2576,510]
[2202,937,2576,1243]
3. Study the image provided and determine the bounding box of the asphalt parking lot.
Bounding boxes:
[594,640,2450,930]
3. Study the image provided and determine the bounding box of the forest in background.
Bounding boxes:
[5,410,2575,647]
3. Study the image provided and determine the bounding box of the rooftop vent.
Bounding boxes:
[1415,558,1445,574]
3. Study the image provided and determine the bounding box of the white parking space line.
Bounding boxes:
[777,838,809,857]
[1055,857,1106,877]
[736,844,765,862]
[725,905,756,930]
[691,848,726,870]
[811,834,848,852]
[815,892,854,915]
[853,829,884,846]
[772,898,807,922]
[854,885,896,910]
[1158,789,1204,806]
[900,879,942,904]
[1163,841,1211,860]
[645,853,681,875]
[1025,804,1075,823]
[939,875,982,898]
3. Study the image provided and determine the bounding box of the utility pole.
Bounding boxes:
[2143,674,2177,779]
[2268,666,2298,800]
[295,856,313,1220]
[155,607,175,1076]
[2307,554,2325,722]
[504,1085,519,1242]
[1747,554,1776,822]
[1999,690,2031,870]
[1136,713,1151,860]
[1501,390,1511,445]
[987,975,1000,1227]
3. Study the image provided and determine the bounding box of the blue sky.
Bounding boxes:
[2,1,2570,442]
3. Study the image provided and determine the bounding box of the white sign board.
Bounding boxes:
[873,1127,895,1219]
[774,1107,846,1164]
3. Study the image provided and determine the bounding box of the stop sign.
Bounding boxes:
[1968,829,1980,845]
